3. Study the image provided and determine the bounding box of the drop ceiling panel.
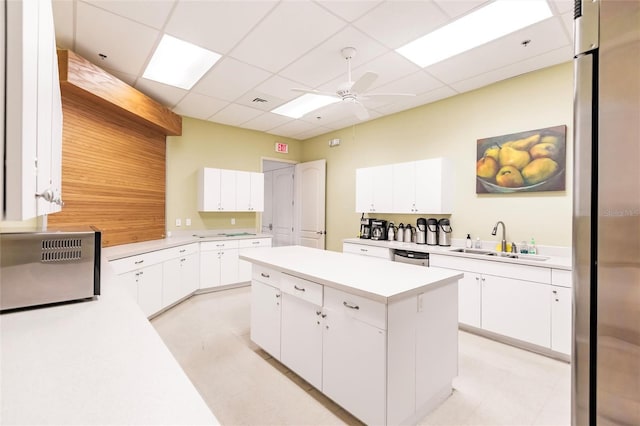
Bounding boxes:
[268,119,320,139]
[81,0,174,29]
[433,0,489,19]
[549,0,575,14]
[317,0,383,23]
[450,47,572,94]
[425,18,571,85]
[51,0,75,50]
[192,57,272,102]
[369,70,444,98]
[235,90,287,112]
[172,93,228,121]
[241,113,293,132]
[255,75,308,102]
[209,104,264,127]
[353,0,449,49]
[135,78,188,108]
[101,67,137,87]
[294,126,335,140]
[229,2,346,73]
[339,51,422,91]
[165,1,277,55]
[372,86,458,116]
[279,26,387,89]
[74,1,160,76]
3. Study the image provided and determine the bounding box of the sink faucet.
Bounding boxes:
[491,221,507,252]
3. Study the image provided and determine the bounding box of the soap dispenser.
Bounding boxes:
[466,234,472,248]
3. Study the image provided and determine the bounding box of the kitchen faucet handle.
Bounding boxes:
[511,242,517,253]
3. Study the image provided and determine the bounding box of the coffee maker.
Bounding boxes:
[371,219,388,240]
[416,218,427,244]
[426,218,439,245]
[360,216,373,239]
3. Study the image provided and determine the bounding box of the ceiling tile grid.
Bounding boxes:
[52,0,575,141]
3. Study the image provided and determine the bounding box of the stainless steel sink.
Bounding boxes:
[449,248,493,255]
[450,247,550,261]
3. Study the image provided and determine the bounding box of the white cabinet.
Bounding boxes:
[118,263,163,318]
[457,272,482,327]
[163,244,199,307]
[355,165,393,213]
[392,158,453,214]
[3,0,63,220]
[342,242,391,260]
[250,268,282,359]
[355,158,453,215]
[197,168,236,211]
[322,287,387,426]
[199,240,239,288]
[198,168,264,212]
[481,275,551,347]
[280,288,323,389]
[238,238,272,282]
[551,269,572,355]
[236,171,264,212]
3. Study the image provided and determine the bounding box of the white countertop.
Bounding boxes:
[104,232,273,261]
[239,245,463,303]
[0,262,218,425]
[343,238,573,270]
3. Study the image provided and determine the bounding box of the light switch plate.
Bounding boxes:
[186,218,191,226]
[175,218,182,227]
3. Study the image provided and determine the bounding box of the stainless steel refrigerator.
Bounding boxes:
[573,1,640,425]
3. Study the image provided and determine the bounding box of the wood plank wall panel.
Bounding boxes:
[48,91,166,247]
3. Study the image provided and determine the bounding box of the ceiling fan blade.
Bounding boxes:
[291,88,340,98]
[347,100,370,120]
[350,72,378,94]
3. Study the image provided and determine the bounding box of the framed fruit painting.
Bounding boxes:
[476,125,567,193]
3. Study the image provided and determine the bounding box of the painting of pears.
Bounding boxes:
[476,125,566,193]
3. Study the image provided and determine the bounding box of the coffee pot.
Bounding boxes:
[404,224,414,243]
[438,218,452,246]
[416,218,427,244]
[396,223,404,242]
[426,218,439,245]
[387,222,396,241]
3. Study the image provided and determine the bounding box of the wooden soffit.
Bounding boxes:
[57,49,182,136]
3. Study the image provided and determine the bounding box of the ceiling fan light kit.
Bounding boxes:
[275,46,415,122]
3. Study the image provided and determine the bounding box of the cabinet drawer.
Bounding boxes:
[551,269,572,288]
[200,240,239,251]
[110,250,167,274]
[252,265,281,288]
[281,274,322,306]
[239,238,272,248]
[343,243,390,260]
[164,243,199,259]
[430,254,551,284]
[324,286,386,330]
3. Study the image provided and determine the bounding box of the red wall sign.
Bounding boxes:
[275,142,288,154]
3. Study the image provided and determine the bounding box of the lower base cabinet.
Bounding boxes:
[250,280,281,359]
[551,285,572,354]
[122,263,163,317]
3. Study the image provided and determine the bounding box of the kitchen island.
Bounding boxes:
[240,246,463,426]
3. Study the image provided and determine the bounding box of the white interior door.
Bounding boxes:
[295,159,326,249]
[262,171,273,234]
[273,167,294,246]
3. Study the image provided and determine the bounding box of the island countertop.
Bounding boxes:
[239,245,463,303]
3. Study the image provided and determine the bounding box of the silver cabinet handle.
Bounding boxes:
[316,310,322,316]
[252,241,260,245]
[275,293,281,298]
[360,248,368,252]
[261,272,270,278]
[179,249,186,253]
[343,301,359,310]
[138,271,144,276]
[134,260,144,265]
[294,285,306,292]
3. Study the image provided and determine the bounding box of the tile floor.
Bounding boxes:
[151,286,571,426]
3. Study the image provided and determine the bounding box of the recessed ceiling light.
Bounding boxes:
[271,94,340,119]
[396,0,553,68]
[143,34,221,90]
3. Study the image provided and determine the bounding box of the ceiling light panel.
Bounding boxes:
[143,34,221,90]
[396,0,553,68]
[271,94,341,119]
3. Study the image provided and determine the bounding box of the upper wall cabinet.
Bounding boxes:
[198,167,264,212]
[2,0,63,220]
[355,165,393,213]
[356,158,454,214]
[392,158,454,214]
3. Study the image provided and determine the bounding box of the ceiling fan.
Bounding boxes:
[292,47,415,121]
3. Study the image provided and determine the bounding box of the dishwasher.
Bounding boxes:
[393,250,429,267]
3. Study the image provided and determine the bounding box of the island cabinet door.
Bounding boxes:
[322,289,387,426]
[280,293,323,389]
[250,280,282,359]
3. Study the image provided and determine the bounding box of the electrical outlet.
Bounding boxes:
[231,218,236,225]
[175,218,181,227]
[185,218,191,226]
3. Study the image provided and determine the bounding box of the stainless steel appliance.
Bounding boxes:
[396,223,404,242]
[416,218,427,244]
[404,224,415,243]
[393,250,429,267]
[388,222,396,241]
[360,216,373,239]
[371,219,388,240]
[0,227,101,312]
[438,219,452,247]
[573,1,640,424]
[426,218,439,245]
